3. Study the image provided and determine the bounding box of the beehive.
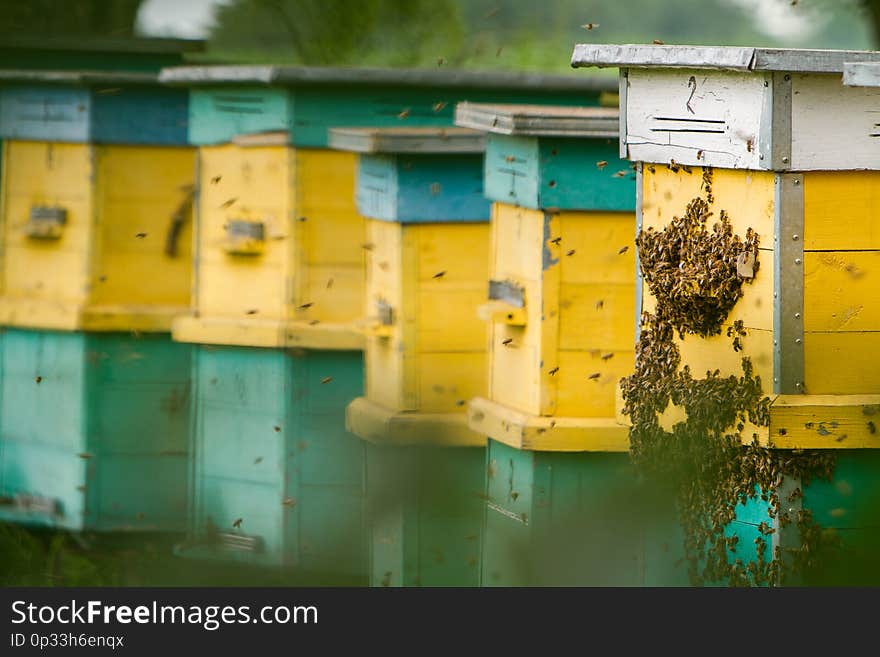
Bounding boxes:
[163,67,615,577]
[572,44,880,584]
[0,70,194,532]
[454,103,687,585]
[330,126,489,586]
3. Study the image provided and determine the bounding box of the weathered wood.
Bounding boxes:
[329,127,484,154]
[843,62,880,88]
[454,102,618,137]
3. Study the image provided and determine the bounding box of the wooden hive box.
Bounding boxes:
[456,103,688,585]
[572,44,880,584]
[330,126,489,587]
[0,70,195,533]
[166,68,615,578]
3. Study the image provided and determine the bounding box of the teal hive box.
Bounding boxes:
[159,66,617,148]
[332,126,490,586]
[0,329,191,532]
[457,103,688,586]
[0,70,189,145]
[181,346,366,574]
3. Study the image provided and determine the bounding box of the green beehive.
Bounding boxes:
[456,103,689,585]
[162,66,616,581]
[0,53,197,533]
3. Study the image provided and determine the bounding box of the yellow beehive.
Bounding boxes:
[642,164,880,447]
[453,104,638,451]
[0,141,195,331]
[331,127,491,445]
[172,133,365,349]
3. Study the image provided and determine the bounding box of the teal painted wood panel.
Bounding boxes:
[484,134,636,211]
[0,329,190,532]
[366,444,484,586]
[187,85,601,147]
[357,153,489,224]
[730,450,880,585]
[0,86,189,144]
[188,87,293,145]
[187,345,366,576]
[482,440,688,586]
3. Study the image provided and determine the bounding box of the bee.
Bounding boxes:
[245,309,259,315]
[566,249,576,256]
[455,399,466,407]
[210,175,222,185]
[253,457,263,465]
[868,421,876,435]
[588,372,601,380]
[618,246,629,255]
[502,338,513,346]
[612,170,628,178]
[282,498,297,507]
[432,271,447,279]
[135,232,147,239]
[550,237,562,245]
[308,319,320,326]
[219,198,237,209]
[77,452,94,460]
[835,434,847,443]
[601,353,614,360]
[298,216,308,222]
[581,23,600,30]
[397,109,410,120]
[320,376,333,384]
[549,420,556,428]
[653,39,665,45]
[298,302,313,310]
[432,102,447,113]
[549,367,559,376]
[326,278,334,289]
[596,160,608,169]
[98,275,107,283]
[361,243,375,251]
[595,300,604,310]
[35,376,42,384]
[696,150,704,161]
[232,518,243,529]
[273,426,281,432]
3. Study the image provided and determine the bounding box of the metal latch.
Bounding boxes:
[26,206,66,239]
[736,249,756,279]
[223,219,265,255]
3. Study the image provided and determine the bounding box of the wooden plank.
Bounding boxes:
[803,171,880,251]
[804,332,880,395]
[804,251,880,332]
[345,396,486,447]
[555,349,634,418]
[790,74,880,171]
[559,283,635,352]
[416,352,487,413]
[768,394,880,449]
[558,211,636,284]
[329,127,485,154]
[467,396,629,452]
[454,102,619,137]
[844,62,880,88]
[623,68,768,169]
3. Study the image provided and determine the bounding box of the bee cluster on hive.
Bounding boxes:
[621,166,838,586]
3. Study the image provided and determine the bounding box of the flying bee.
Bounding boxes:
[550,237,562,245]
[298,302,313,310]
[433,271,447,279]
[135,232,147,239]
[868,421,876,435]
[361,242,375,251]
[326,278,334,289]
[601,353,614,360]
[232,518,243,529]
[549,367,559,376]
[211,175,222,185]
[320,376,333,384]
[618,246,629,255]
[566,249,576,256]
[502,338,513,346]
[397,109,410,120]
[612,170,628,178]
[596,160,608,169]
[282,498,297,507]
[432,102,447,113]
[219,197,237,209]
[653,39,665,45]
[595,300,604,310]
[253,457,263,465]
[274,426,281,432]
[581,23,599,30]
[308,319,320,326]
[588,372,601,380]
[245,309,259,315]
[35,376,42,384]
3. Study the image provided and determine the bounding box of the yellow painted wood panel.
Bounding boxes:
[302,264,364,324]
[418,288,487,352]
[1,141,93,310]
[491,203,545,283]
[364,220,405,411]
[197,144,292,321]
[804,251,880,332]
[804,332,880,395]
[803,171,880,251]
[415,222,489,282]
[675,326,775,396]
[559,283,635,352]
[557,211,636,285]
[91,146,194,310]
[416,351,487,413]
[642,165,776,245]
[555,349,634,418]
[768,394,880,449]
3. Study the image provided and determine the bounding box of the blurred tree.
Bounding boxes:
[0,0,143,37]
[210,0,465,66]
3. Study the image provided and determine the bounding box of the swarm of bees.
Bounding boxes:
[620,169,838,586]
